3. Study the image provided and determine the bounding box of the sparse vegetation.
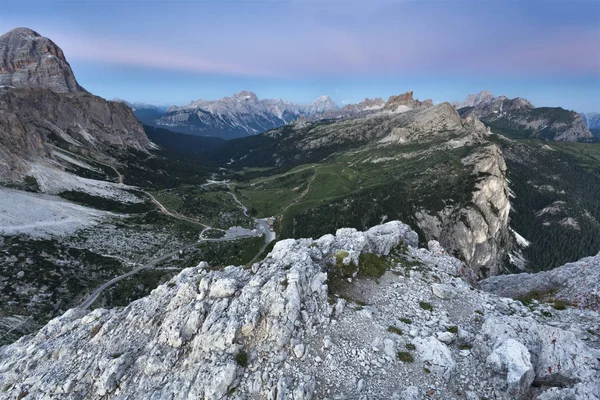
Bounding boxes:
[515,289,571,310]
[400,317,412,325]
[446,326,458,334]
[387,326,403,335]
[405,343,416,351]
[419,301,433,312]
[358,253,388,278]
[234,350,248,367]
[397,351,414,362]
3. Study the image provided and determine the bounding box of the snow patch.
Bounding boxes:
[510,228,530,248]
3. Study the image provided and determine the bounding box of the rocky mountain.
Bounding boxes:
[456,91,593,142]
[1,221,598,399]
[0,28,153,182]
[0,28,85,93]
[341,97,385,113]
[382,90,433,112]
[300,94,339,115]
[452,90,495,109]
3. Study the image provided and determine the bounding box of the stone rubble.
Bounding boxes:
[0,221,598,399]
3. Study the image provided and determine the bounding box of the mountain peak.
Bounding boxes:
[303,94,338,114]
[233,90,259,101]
[0,27,84,93]
[383,90,433,111]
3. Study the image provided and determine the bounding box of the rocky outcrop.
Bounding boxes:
[382,90,433,112]
[1,221,598,399]
[419,144,511,277]
[457,91,593,142]
[0,28,84,93]
[481,252,600,310]
[0,88,152,180]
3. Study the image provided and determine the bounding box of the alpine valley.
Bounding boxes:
[0,27,599,400]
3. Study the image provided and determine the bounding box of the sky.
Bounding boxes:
[2,0,599,111]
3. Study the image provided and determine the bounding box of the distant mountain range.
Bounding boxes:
[119,92,393,139]
[455,91,593,142]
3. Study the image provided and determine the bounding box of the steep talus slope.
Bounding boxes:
[457,91,592,142]
[1,222,598,399]
[0,28,84,93]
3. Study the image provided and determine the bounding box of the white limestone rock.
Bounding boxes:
[486,339,534,396]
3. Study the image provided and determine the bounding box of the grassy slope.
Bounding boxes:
[234,142,477,241]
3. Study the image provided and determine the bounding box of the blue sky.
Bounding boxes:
[2,0,599,111]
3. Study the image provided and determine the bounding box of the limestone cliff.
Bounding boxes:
[0,28,84,93]
[417,144,511,277]
[0,88,151,180]
[0,27,152,181]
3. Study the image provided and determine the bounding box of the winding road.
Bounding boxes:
[78,179,276,310]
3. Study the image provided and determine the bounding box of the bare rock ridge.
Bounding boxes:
[455,90,593,142]
[382,90,433,112]
[0,28,152,181]
[0,222,598,399]
[0,28,84,93]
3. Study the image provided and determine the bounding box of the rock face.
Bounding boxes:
[480,252,600,311]
[456,91,593,142]
[0,28,84,93]
[0,88,152,180]
[0,27,152,181]
[1,221,598,399]
[382,90,433,112]
[420,143,512,277]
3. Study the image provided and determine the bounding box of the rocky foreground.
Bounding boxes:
[0,221,599,399]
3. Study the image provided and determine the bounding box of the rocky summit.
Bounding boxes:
[0,28,84,93]
[0,28,152,181]
[1,221,598,399]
